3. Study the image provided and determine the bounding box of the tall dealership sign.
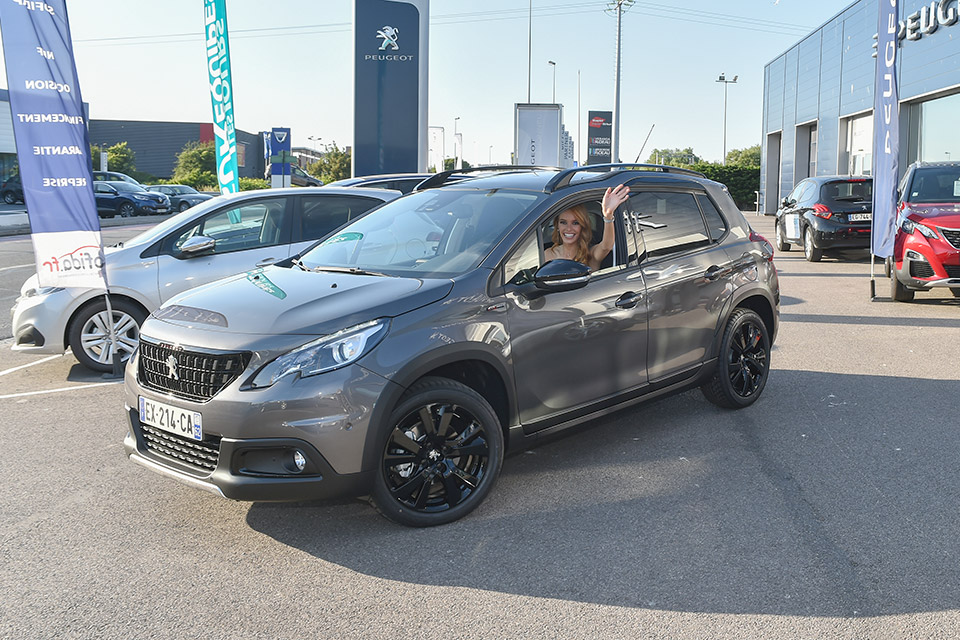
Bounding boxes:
[514,104,562,166]
[871,0,899,259]
[586,111,612,165]
[0,0,104,289]
[204,0,239,195]
[269,127,291,189]
[354,0,429,176]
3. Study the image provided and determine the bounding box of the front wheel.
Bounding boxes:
[178,201,191,212]
[67,298,147,372]
[118,202,136,218]
[890,273,915,302]
[803,227,823,262]
[775,221,791,251]
[702,308,771,409]
[2,190,16,205]
[371,377,504,527]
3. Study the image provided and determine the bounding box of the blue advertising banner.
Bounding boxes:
[0,0,104,289]
[354,0,429,176]
[871,0,899,258]
[204,0,239,195]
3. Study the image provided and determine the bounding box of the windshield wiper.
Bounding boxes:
[312,266,391,277]
[290,257,309,271]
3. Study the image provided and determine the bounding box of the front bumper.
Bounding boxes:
[123,350,401,502]
[10,287,79,354]
[893,236,960,290]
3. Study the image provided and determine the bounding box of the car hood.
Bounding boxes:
[146,265,453,337]
[903,203,960,228]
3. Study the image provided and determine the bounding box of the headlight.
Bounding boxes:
[23,286,64,298]
[132,194,151,201]
[250,319,389,388]
[898,213,938,240]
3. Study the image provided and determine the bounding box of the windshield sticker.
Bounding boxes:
[324,232,364,245]
[246,268,287,300]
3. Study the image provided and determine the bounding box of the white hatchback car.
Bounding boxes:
[11,186,400,371]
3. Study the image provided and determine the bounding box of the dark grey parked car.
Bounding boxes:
[124,164,780,527]
[145,184,215,212]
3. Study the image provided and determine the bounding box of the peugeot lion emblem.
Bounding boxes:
[377,25,399,51]
[165,354,180,381]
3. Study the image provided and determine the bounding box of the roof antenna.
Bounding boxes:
[634,124,655,163]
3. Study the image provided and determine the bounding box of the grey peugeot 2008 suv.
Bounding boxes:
[123,164,780,527]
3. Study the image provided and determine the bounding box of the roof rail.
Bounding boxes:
[544,163,706,193]
[413,164,563,191]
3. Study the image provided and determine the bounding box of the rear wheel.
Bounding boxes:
[890,273,915,302]
[67,298,147,372]
[775,221,791,251]
[371,377,504,527]
[803,227,822,262]
[2,190,16,205]
[702,309,771,409]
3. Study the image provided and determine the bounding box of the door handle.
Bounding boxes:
[615,291,644,309]
[704,265,730,281]
[256,257,278,267]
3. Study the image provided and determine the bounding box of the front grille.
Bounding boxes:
[138,339,250,402]
[939,227,960,249]
[141,424,220,473]
[945,264,960,278]
[910,261,935,278]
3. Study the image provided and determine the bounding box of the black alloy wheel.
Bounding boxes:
[702,308,770,409]
[775,220,791,251]
[119,201,136,218]
[2,191,16,205]
[371,377,503,527]
[803,227,823,262]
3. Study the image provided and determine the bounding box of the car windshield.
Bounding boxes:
[907,166,960,204]
[113,182,147,193]
[820,179,872,203]
[299,188,543,278]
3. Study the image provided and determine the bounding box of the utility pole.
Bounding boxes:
[717,72,738,165]
[607,0,633,164]
[527,0,533,103]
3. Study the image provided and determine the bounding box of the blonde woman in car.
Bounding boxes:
[543,183,630,271]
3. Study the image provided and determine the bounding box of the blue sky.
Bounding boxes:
[1,0,855,166]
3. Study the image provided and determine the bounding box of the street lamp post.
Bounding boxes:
[489,145,493,164]
[716,72,738,165]
[548,60,556,103]
[454,117,462,170]
[607,0,633,164]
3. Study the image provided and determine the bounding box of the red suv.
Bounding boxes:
[889,162,960,301]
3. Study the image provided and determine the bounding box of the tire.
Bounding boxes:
[178,201,191,212]
[890,273,915,302]
[803,226,823,262]
[884,257,892,279]
[701,308,771,409]
[118,201,136,218]
[951,288,960,298]
[775,220,791,252]
[67,298,147,372]
[371,377,504,527]
[2,190,16,205]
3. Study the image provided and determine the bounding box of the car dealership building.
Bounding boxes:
[761,0,960,213]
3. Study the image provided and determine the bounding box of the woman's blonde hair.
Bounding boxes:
[551,204,593,265]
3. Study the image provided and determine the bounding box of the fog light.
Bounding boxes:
[293,450,307,472]
[906,250,925,260]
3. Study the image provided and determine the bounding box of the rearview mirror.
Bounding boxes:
[179,235,216,257]
[534,259,590,293]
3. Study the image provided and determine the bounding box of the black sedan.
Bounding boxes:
[145,184,215,212]
[93,181,170,218]
[774,175,873,261]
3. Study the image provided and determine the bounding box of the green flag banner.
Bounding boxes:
[204,0,239,198]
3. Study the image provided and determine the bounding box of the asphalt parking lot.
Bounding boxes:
[2,214,959,638]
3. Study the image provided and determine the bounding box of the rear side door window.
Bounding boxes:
[696,194,728,242]
[629,191,710,258]
[297,195,383,242]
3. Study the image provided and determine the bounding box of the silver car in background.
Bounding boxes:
[10,187,399,371]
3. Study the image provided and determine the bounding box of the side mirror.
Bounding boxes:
[179,235,216,256]
[534,259,590,293]
[781,197,791,207]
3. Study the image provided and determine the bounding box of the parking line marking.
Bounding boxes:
[0,263,33,272]
[0,381,122,399]
[0,354,62,377]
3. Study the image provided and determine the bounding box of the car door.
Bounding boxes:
[632,189,736,382]
[291,194,386,254]
[93,182,118,213]
[781,181,811,243]
[502,197,649,431]
[153,195,295,302]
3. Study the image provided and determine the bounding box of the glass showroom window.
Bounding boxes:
[919,93,960,162]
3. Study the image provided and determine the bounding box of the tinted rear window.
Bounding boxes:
[819,180,872,204]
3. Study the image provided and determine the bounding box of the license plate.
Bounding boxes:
[849,213,872,221]
[139,396,203,440]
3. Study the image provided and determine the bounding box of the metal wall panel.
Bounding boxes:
[899,0,960,101]
[818,17,845,175]
[839,1,876,115]
[781,47,800,197]
[797,34,822,123]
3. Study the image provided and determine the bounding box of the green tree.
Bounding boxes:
[690,162,760,209]
[172,141,217,189]
[306,143,352,183]
[443,158,473,171]
[725,144,761,167]
[646,147,701,166]
[90,141,137,175]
